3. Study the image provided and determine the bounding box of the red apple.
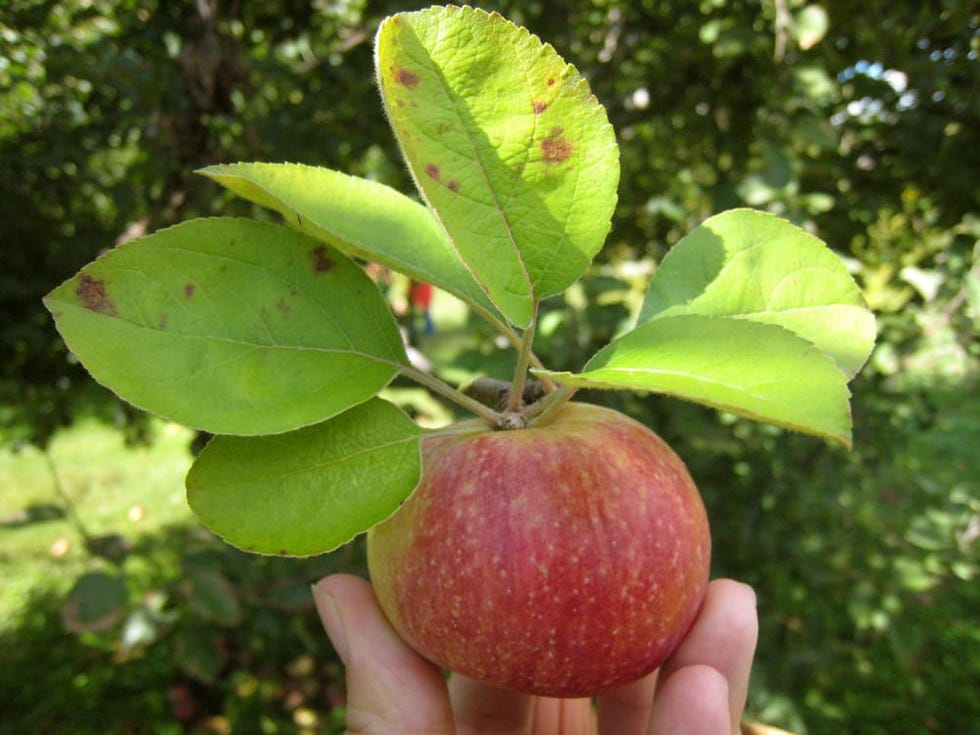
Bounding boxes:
[367,401,711,698]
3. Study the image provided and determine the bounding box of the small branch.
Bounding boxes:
[773,0,790,62]
[488,312,554,393]
[942,262,979,320]
[507,306,538,413]
[462,377,547,411]
[42,448,92,543]
[399,364,502,426]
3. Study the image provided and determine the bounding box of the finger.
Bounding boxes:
[529,697,596,735]
[657,579,758,733]
[595,669,659,734]
[449,674,532,734]
[647,664,731,735]
[312,574,455,734]
[449,676,596,735]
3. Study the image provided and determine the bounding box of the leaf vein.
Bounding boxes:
[202,434,420,488]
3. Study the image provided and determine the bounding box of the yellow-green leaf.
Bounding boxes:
[640,209,876,379]
[186,399,425,556]
[376,6,619,327]
[198,162,508,329]
[540,315,853,447]
[44,218,405,435]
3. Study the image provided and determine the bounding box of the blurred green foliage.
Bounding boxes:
[2,527,361,734]
[1,0,977,733]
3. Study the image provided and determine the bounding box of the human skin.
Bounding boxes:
[312,574,758,734]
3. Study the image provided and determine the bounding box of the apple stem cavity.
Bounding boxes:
[498,410,528,430]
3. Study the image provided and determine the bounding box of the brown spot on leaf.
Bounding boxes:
[310,246,334,274]
[76,275,117,316]
[184,283,195,298]
[533,100,548,114]
[448,180,460,193]
[541,128,573,164]
[547,78,556,86]
[425,163,441,181]
[395,67,420,88]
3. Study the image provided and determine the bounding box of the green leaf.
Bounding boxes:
[376,6,619,328]
[639,209,875,378]
[62,572,128,634]
[198,162,507,328]
[174,626,227,684]
[186,398,425,556]
[44,218,406,435]
[182,568,243,627]
[540,315,853,447]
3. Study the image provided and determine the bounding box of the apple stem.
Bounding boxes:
[399,364,502,425]
[480,308,554,393]
[506,306,538,414]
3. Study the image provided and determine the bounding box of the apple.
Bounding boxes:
[367,401,711,697]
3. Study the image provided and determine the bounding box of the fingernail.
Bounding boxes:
[312,582,350,663]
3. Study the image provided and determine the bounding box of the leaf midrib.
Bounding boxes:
[406,20,534,308]
[194,433,422,489]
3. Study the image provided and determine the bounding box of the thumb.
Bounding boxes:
[313,574,455,734]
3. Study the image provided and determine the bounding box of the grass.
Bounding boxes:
[0,286,489,631]
[0,417,195,628]
[0,414,356,734]
[0,291,487,732]
[8,289,975,734]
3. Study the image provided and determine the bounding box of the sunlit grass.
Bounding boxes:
[0,417,195,628]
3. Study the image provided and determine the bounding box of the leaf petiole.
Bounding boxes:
[506,304,538,413]
[524,383,578,427]
[398,363,502,426]
[501,328,554,393]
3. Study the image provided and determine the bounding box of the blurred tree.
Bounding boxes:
[1,0,400,446]
[1,1,976,732]
[3,0,976,442]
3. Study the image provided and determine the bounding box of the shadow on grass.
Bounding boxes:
[0,521,364,734]
[0,503,66,529]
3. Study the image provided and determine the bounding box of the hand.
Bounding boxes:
[312,574,757,735]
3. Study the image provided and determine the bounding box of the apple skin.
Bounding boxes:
[367,402,711,698]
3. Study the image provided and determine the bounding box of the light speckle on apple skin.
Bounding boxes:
[367,402,711,698]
